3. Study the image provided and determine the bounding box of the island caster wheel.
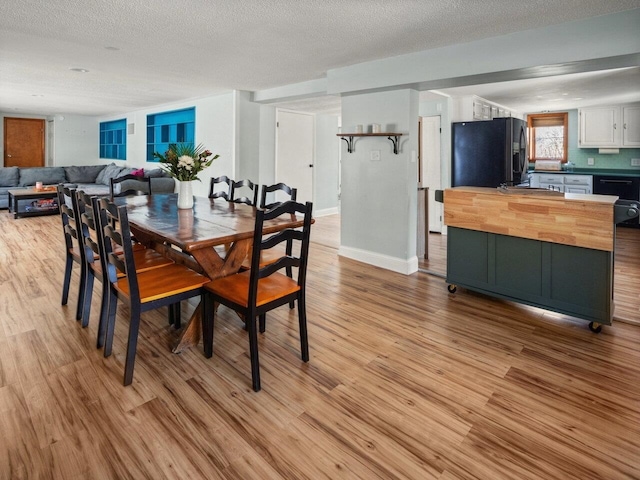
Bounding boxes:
[447,284,457,294]
[588,322,602,333]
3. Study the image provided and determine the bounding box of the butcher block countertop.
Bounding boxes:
[444,187,619,252]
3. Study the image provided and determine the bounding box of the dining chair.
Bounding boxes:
[96,197,210,385]
[260,182,297,210]
[110,174,152,199]
[75,190,174,346]
[202,200,313,392]
[208,175,233,200]
[230,179,259,206]
[56,184,86,321]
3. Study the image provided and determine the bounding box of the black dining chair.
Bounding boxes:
[230,179,258,206]
[260,182,297,210]
[96,197,210,385]
[208,175,233,200]
[56,184,86,321]
[75,190,174,346]
[110,174,152,199]
[202,200,313,392]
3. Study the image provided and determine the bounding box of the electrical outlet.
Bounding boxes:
[587,157,595,166]
[631,158,640,167]
[370,150,381,161]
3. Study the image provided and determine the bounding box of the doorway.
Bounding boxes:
[3,117,45,167]
[420,115,442,233]
[275,110,314,204]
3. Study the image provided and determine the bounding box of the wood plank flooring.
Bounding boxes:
[0,211,639,479]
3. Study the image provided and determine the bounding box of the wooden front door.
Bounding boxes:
[3,117,45,167]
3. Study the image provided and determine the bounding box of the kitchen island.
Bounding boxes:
[443,186,621,332]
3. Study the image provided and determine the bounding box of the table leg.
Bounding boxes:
[171,238,252,353]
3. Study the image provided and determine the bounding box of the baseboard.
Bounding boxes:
[314,207,339,217]
[338,246,419,275]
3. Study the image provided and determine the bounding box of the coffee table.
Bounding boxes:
[7,188,60,219]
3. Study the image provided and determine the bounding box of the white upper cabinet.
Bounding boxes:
[579,105,640,148]
[622,105,640,147]
[452,95,519,122]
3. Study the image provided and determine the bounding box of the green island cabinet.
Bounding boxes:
[443,187,621,332]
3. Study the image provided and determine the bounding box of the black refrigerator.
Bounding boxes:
[452,117,528,187]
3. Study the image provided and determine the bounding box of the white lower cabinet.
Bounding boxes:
[530,173,592,194]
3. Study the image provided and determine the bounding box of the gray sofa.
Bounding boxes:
[0,163,175,209]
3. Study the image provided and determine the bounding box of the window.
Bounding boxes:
[100,119,126,160]
[527,112,568,162]
[147,107,195,161]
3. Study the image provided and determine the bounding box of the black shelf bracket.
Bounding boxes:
[388,135,400,154]
[341,136,355,153]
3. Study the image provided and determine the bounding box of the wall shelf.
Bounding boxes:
[336,133,403,154]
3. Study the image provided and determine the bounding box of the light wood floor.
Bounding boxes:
[1,211,639,479]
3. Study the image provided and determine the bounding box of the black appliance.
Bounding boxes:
[593,175,640,228]
[452,117,528,187]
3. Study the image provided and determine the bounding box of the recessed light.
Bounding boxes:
[105,46,120,51]
[31,94,44,97]
[562,93,569,96]
[573,97,584,101]
[69,67,89,73]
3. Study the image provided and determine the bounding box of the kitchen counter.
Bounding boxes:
[443,186,622,330]
[528,168,640,178]
[444,186,618,251]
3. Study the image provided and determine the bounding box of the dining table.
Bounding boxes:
[120,193,307,353]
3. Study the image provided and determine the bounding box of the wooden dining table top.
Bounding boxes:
[121,193,305,254]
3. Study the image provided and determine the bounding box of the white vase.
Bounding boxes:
[176,180,194,209]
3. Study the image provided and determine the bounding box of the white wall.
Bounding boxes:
[314,113,340,214]
[98,92,236,198]
[50,115,100,166]
[340,89,419,274]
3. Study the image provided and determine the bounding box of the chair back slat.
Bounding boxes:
[76,191,102,263]
[230,179,258,206]
[110,175,152,199]
[208,175,233,200]
[260,183,297,210]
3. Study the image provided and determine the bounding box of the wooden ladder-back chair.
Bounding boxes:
[260,182,297,210]
[202,200,313,391]
[208,175,233,200]
[230,179,259,206]
[56,184,86,321]
[76,191,174,347]
[110,174,152,199]
[96,197,210,385]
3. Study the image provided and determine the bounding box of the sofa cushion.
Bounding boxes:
[131,168,144,177]
[19,167,66,187]
[64,165,106,183]
[96,163,124,185]
[0,167,20,187]
[145,168,168,178]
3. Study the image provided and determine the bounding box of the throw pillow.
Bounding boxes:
[0,167,20,187]
[95,163,116,184]
[64,165,106,183]
[98,163,125,185]
[131,168,144,177]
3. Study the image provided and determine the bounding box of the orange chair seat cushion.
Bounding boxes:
[205,270,300,308]
[114,264,209,303]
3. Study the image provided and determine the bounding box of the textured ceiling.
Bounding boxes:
[1,0,639,116]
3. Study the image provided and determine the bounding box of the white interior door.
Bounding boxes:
[420,116,442,232]
[275,110,314,204]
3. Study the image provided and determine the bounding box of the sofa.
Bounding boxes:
[0,163,176,209]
